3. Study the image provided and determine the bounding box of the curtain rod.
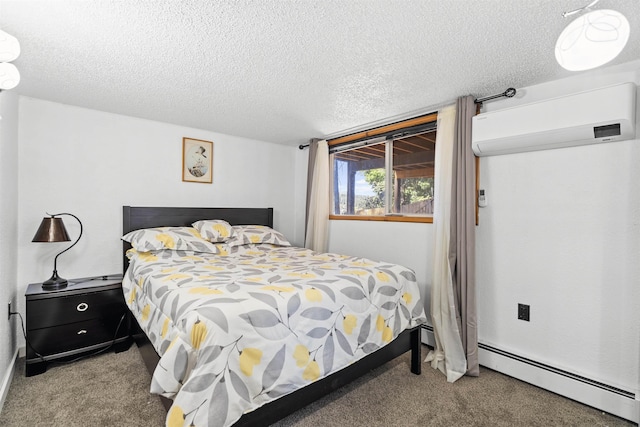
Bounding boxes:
[299,87,517,150]
[474,87,517,104]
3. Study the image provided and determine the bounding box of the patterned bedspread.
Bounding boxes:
[123,244,426,427]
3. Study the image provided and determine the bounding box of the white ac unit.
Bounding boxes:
[472,82,637,156]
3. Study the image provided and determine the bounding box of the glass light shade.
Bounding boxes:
[0,30,20,62]
[0,62,20,90]
[555,9,630,71]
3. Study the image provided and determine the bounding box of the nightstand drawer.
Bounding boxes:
[27,288,125,329]
[27,318,126,358]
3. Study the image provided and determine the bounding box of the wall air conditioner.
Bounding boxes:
[472,82,637,156]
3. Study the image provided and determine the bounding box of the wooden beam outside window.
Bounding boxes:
[328,113,438,146]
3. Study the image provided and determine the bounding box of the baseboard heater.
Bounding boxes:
[478,342,634,399]
[421,325,638,423]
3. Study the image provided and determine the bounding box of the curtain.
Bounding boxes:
[425,105,467,382]
[451,95,479,376]
[305,138,320,233]
[304,139,330,253]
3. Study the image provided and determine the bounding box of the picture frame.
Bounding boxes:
[182,137,213,183]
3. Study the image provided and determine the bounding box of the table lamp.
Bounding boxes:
[32,212,83,290]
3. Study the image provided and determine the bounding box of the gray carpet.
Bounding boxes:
[0,345,633,426]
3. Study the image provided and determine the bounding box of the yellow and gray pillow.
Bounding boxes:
[192,219,235,243]
[122,227,219,253]
[227,225,291,247]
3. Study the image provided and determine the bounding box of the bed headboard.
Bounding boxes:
[122,206,274,274]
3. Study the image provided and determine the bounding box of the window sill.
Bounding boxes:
[329,214,433,224]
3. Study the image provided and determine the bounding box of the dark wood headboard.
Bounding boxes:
[122,206,274,273]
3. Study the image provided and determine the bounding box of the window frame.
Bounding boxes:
[328,113,437,224]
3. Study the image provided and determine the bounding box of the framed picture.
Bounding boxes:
[182,137,213,183]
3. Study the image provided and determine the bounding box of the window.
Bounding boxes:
[329,114,437,223]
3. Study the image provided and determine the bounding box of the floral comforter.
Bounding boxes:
[123,244,426,427]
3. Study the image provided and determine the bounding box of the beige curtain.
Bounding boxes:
[425,105,467,382]
[451,95,479,376]
[304,139,329,253]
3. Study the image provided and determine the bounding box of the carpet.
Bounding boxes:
[0,345,633,426]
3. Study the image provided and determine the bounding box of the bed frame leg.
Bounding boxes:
[410,327,421,375]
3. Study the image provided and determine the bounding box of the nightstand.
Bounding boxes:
[25,275,131,376]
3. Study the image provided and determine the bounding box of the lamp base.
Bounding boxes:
[42,272,68,290]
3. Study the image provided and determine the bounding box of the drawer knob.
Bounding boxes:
[76,302,89,312]
[77,330,87,335]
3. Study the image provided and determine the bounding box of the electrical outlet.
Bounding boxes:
[518,303,530,321]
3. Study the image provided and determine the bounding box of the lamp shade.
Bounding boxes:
[0,29,20,62]
[0,62,20,90]
[32,217,71,242]
[555,9,630,71]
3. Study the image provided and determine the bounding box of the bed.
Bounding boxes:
[122,206,426,427]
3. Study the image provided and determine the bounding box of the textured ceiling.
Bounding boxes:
[1,0,639,146]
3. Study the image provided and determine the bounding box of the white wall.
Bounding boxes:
[293,147,309,249]
[476,63,640,396]
[328,221,433,318]
[0,90,19,411]
[15,97,302,349]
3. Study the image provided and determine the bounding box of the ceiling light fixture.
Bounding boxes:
[0,29,20,90]
[555,0,630,71]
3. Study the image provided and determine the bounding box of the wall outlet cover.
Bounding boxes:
[518,303,530,321]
